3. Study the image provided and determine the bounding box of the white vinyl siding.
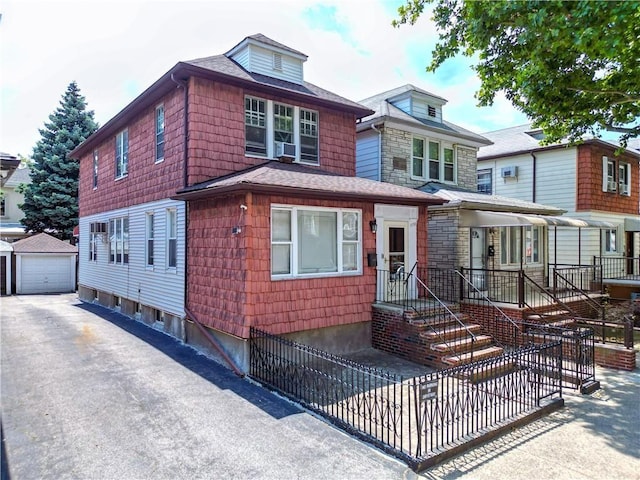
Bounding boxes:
[355,131,380,181]
[78,199,185,317]
[231,44,304,85]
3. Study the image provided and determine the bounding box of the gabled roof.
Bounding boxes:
[71,34,372,159]
[4,164,31,187]
[419,181,565,215]
[356,85,491,146]
[225,33,308,60]
[12,233,78,254]
[478,124,640,160]
[174,160,444,205]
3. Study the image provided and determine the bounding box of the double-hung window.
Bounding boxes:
[500,226,543,265]
[411,136,456,182]
[146,213,154,267]
[602,156,631,196]
[271,206,361,277]
[115,130,129,179]
[245,97,267,156]
[604,228,618,253]
[167,209,177,268]
[109,217,129,265]
[244,96,319,165]
[477,169,492,194]
[92,149,98,189]
[155,105,165,162]
[89,232,98,262]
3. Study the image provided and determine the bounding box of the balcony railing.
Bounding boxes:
[593,256,640,281]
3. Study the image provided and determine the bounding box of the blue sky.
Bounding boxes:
[0,0,529,158]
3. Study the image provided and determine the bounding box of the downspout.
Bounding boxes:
[530,151,537,203]
[371,124,382,182]
[171,73,190,344]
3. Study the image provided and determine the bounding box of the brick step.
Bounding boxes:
[526,310,571,322]
[442,346,504,367]
[431,334,494,354]
[410,313,472,329]
[456,361,519,383]
[420,323,482,341]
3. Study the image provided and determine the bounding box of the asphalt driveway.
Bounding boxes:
[2,294,639,479]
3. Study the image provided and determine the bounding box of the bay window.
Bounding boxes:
[271,206,361,277]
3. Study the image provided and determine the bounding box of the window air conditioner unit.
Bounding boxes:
[275,141,296,160]
[501,166,518,178]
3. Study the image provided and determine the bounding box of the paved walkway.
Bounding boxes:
[2,293,639,479]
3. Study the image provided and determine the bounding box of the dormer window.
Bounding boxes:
[273,53,283,71]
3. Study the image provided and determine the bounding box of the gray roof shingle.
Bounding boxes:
[177,161,444,204]
[357,85,491,145]
[12,233,78,254]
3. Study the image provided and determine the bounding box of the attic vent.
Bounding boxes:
[427,105,436,117]
[273,53,283,71]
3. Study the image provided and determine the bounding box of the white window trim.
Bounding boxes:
[271,205,362,279]
[108,217,129,265]
[245,96,319,165]
[499,225,544,266]
[115,129,128,180]
[155,104,165,164]
[146,212,155,269]
[603,228,619,254]
[89,232,98,262]
[619,162,631,196]
[410,135,457,183]
[166,208,177,271]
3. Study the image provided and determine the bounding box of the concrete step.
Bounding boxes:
[526,310,571,322]
[431,334,494,354]
[442,346,504,367]
[411,313,472,329]
[420,323,482,342]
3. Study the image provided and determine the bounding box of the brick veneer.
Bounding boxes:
[594,344,636,371]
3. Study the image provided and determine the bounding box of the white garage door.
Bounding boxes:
[19,255,75,294]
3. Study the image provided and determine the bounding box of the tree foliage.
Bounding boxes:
[21,81,97,239]
[394,0,640,145]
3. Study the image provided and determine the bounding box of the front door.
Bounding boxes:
[383,221,409,300]
[470,228,486,290]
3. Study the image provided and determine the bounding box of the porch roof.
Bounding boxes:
[459,210,614,228]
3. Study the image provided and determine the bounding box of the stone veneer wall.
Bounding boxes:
[379,126,480,191]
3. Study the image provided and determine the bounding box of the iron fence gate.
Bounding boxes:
[249,328,564,471]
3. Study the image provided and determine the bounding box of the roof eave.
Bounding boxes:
[172,182,445,206]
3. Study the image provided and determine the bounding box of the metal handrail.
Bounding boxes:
[553,268,605,321]
[523,272,580,318]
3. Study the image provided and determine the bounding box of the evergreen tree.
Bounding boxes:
[21,81,97,239]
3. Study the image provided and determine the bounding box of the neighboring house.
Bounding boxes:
[0,153,29,242]
[71,35,443,371]
[477,125,640,296]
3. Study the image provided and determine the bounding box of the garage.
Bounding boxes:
[13,233,78,294]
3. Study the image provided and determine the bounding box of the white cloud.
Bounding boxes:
[0,0,526,156]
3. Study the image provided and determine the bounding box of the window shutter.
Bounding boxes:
[602,156,609,192]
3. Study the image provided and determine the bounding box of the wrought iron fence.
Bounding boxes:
[594,256,640,280]
[249,328,563,471]
[550,265,601,294]
[574,315,635,349]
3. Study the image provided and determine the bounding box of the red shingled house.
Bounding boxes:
[71,34,443,371]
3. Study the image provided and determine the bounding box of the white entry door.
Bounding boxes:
[470,228,486,290]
